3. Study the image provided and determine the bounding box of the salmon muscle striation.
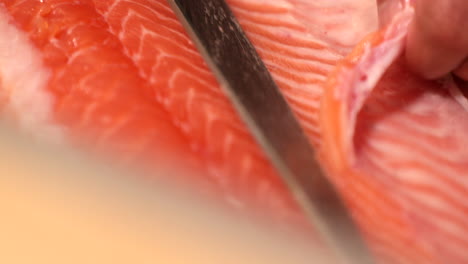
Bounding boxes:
[320,1,468,263]
[0,0,381,233]
[4,0,457,263]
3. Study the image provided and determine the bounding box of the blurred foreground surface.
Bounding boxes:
[0,125,336,264]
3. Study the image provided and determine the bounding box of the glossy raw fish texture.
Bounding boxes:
[0,0,467,263]
[321,1,468,263]
[0,0,375,229]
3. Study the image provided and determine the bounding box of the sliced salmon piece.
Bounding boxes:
[321,1,468,263]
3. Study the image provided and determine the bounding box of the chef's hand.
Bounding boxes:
[405,0,468,80]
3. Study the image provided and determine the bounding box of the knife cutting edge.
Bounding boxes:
[167,0,375,263]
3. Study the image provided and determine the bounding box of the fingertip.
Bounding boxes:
[455,60,468,81]
[405,0,468,80]
[405,20,441,79]
[405,20,466,80]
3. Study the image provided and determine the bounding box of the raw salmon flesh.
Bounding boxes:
[0,0,467,263]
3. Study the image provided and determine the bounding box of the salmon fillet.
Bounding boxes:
[0,0,375,228]
[1,0,466,263]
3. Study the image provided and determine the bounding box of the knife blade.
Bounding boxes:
[167,0,375,263]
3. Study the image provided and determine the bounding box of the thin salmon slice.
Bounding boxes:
[321,1,468,263]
